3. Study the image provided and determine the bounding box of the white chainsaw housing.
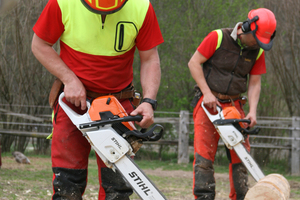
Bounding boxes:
[85,126,133,168]
[201,102,265,182]
[58,93,167,199]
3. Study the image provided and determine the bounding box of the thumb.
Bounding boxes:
[130,110,138,116]
[244,113,250,119]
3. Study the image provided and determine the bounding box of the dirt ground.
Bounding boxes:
[1,157,300,200]
[142,168,300,200]
[144,168,232,200]
[142,168,253,200]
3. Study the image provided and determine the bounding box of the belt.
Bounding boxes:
[211,91,240,101]
[86,83,135,100]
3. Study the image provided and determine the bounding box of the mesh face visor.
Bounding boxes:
[251,21,276,51]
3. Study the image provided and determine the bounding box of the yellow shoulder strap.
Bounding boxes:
[256,48,264,60]
[214,29,223,50]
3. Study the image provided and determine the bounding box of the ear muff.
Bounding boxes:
[241,16,259,33]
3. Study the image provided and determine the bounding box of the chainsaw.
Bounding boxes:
[58,92,167,200]
[201,102,265,182]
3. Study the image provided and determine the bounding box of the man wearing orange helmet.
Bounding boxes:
[31,0,163,199]
[188,8,276,200]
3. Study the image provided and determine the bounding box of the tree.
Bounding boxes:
[0,0,53,153]
[263,0,300,116]
[134,0,263,112]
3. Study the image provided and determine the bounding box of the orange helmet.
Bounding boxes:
[81,0,128,15]
[242,8,276,51]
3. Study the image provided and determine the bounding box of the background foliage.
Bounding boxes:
[1,0,295,115]
[134,0,263,112]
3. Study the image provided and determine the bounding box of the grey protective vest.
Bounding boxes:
[203,28,263,95]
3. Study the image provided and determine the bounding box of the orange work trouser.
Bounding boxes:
[51,97,134,200]
[193,96,250,200]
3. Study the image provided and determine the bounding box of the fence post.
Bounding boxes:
[291,116,300,175]
[178,110,189,164]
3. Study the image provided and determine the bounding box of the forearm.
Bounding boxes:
[247,75,262,115]
[188,50,220,110]
[188,51,212,95]
[140,65,160,99]
[31,34,77,85]
[188,60,211,95]
[32,33,87,109]
[131,47,160,128]
[139,48,161,99]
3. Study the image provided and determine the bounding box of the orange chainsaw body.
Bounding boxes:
[88,95,136,131]
[222,106,246,128]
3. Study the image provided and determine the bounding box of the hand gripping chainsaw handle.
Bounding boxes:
[58,92,164,142]
[201,102,260,136]
[58,92,92,128]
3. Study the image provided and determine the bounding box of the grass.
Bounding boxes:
[1,151,300,200]
[0,155,53,200]
[134,159,229,174]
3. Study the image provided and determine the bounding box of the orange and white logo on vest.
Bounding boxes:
[85,0,125,11]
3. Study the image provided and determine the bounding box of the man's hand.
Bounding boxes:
[130,102,154,128]
[245,112,257,128]
[63,77,87,110]
[202,92,221,112]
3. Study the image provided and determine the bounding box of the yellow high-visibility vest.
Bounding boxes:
[57,0,149,56]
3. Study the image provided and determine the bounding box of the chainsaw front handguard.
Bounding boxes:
[122,124,164,142]
[213,118,260,135]
[79,115,164,142]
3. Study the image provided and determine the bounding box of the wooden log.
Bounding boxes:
[245,174,290,200]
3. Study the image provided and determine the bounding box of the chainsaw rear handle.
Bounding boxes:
[58,92,91,127]
[201,102,223,122]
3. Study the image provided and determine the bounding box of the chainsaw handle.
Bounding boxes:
[79,115,142,129]
[123,124,164,141]
[243,127,260,135]
[213,118,251,125]
[58,92,91,126]
[213,118,260,135]
[201,102,223,122]
[143,124,164,141]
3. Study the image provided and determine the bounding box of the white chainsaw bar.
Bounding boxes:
[58,93,167,200]
[85,127,167,200]
[201,102,265,182]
